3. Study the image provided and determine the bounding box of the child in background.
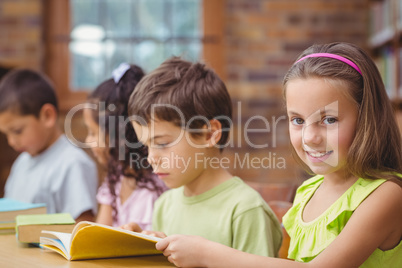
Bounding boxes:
[123,57,283,257]
[154,43,402,267]
[83,63,165,230]
[0,69,98,222]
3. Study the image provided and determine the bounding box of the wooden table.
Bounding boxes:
[0,234,174,267]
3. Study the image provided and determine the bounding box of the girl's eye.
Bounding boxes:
[323,117,337,125]
[291,118,304,125]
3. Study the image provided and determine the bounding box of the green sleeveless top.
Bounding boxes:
[283,175,402,267]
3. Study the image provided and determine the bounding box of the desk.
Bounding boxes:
[0,234,174,267]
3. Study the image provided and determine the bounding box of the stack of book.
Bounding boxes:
[0,198,46,234]
[16,213,76,244]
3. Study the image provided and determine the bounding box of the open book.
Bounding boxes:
[39,221,162,260]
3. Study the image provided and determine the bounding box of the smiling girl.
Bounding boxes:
[153,43,402,268]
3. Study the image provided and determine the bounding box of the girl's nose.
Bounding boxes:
[302,123,323,147]
[147,149,157,166]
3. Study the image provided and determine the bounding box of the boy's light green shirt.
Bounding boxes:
[152,177,283,257]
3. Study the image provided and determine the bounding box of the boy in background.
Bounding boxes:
[0,69,98,222]
[124,57,282,257]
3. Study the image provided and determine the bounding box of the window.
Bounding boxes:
[70,0,202,90]
[44,0,224,110]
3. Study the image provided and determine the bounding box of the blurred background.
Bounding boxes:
[0,0,401,199]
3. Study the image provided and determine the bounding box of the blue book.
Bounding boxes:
[0,198,46,224]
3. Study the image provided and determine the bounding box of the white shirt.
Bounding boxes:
[5,135,98,219]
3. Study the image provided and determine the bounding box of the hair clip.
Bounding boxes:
[112,63,131,83]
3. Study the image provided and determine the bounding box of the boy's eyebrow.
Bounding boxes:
[4,124,23,132]
[143,134,172,145]
[149,135,169,142]
[136,133,168,145]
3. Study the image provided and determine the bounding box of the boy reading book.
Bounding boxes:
[123,57,283,257]
[0,69,98,222]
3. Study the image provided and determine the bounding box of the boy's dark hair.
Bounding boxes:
[0,69,58,117]
[0,66,12,79]
[128,57,232,149]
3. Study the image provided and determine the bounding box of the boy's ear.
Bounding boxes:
[206,119,222,147]
[39,103,58,127]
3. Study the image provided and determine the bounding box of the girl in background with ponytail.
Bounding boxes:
[83,63,166,230]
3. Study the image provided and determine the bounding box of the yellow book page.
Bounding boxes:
[70,224,161,260]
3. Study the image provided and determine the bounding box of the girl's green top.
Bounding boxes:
[283,175,402,267]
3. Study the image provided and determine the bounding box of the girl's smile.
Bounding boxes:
[305,150,333,163]
[154,172,170,180]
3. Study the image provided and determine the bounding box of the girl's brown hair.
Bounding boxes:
[88,64,164,221]
[283,42,402,182]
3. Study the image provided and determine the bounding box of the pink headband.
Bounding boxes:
[295,53,362,75]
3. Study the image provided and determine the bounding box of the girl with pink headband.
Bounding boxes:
[150,42,402,267]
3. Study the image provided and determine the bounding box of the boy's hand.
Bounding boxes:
[120,222,142,232]
[142,230,167,238]
[156,235,209,267]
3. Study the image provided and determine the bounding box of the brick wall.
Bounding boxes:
[0,0,43,69]
[222,0,370,184]
[0,0,43,196]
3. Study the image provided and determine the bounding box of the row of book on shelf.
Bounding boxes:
[0,198,161,261]
[373,46,402,99]
[369,0,402,101]
[370,0,402,39]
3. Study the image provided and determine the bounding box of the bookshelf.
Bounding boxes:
[369,0,402,105]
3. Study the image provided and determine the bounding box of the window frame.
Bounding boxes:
[44,0,225,112]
